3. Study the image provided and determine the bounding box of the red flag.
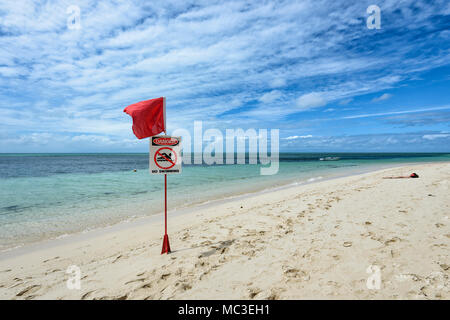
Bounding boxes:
[124,97,166,139]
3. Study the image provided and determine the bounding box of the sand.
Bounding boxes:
[0,162,448,300]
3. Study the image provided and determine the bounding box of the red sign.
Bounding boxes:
[153,137,179,146]
[154,147,177,169]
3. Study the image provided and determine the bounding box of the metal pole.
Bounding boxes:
[164,173,167,235]
[161,128,171,254]
[161,110,171,254]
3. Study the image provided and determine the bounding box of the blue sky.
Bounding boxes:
[0,0,449,152]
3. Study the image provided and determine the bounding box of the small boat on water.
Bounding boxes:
[319,157,341,161]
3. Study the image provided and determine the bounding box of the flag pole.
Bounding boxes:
[161,125,171,254]
[164,173,167,236]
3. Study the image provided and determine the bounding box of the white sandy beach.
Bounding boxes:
[0,162,448,300]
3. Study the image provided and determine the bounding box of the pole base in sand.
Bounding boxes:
[161,234,171,254]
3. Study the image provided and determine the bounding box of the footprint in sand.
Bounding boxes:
[248,287,261,299]
[125,278,146,285]
[44,269,62,275]
[112,254,127,263]
[384,237,401,246]
[140,282,152,289]
[43,256,60,263]
[343,241,352,247]
[160,272,171,280]
[283,267,310,281]
[16,284,41,297]
[81,290,96,300]
[439,264,449,271]
[175,281,192,291]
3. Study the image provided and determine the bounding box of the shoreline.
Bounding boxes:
[0,161,419,258]
[0,160,444,260]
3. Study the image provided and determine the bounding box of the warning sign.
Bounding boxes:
[150,136,182,174]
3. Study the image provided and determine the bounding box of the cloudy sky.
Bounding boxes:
[0,0,449,152]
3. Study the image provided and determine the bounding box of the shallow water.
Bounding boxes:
[1,152,449,250]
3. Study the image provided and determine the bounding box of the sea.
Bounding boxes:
[0,153,449,251]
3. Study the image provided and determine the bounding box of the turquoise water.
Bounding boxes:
[1,153,449,250]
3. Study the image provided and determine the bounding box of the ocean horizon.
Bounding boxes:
[1,152,449,251]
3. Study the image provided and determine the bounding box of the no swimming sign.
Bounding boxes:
[150,136,182,174]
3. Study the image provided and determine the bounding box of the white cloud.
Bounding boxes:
[280,132,450,152]
[372,93,392,102]
[422,133,450,140]
[259,90,281,103]
[296,92,327,110]
[283,135,313,140]
[270,78,287,88]
[338,106,450,120]
[339,98,353,105]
